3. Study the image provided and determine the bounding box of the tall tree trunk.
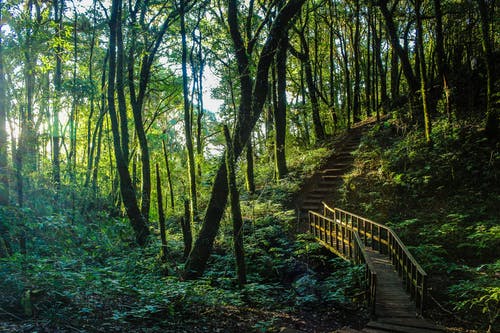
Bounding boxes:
[52,0,63,186]
[156,164,168,262]
[91,52,109,193]
[224,125,246,286]
[478,0,498,139]
[339,33,352,129]
[183,0,305,279]
[181,199,192,259]
[390,47,399,100]
[84,0,98,189]
[373,15,388,112]
[433,0,451,121]
[415,0,432,144]
[274,32,288,179]
[107,0,149,246]
[162,140,175,212]
[69,6,78,181]
[180,0,197,225]
[0,16,8,205]
[116,2,129,165]
[245,138,255,194]
[352,0,362,122]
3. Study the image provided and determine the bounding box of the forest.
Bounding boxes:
[0,0,498,332]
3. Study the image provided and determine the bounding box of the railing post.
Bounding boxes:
[421,274,427,315]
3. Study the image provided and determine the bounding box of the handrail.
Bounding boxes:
[329,205,426,276]
[310,203,428,315]
[353,232,377,315]
[308,210,377,314]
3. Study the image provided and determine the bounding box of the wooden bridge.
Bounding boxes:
[309,204,444,332]
[296,121,444,332]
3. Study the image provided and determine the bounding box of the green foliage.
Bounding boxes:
[448,261,500,331]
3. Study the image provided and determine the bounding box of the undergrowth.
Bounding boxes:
[0,143,367,332]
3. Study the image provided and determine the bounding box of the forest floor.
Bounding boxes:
[1,116,498,333]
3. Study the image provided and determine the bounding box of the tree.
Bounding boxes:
[107,0,149,246]
[183,0,306,279]
[478,0,498,139]
[180,0,197,226]
[224,125,246,286]
[274,28,288,179]
[0,5,8,206]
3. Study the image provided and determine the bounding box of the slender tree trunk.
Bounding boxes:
[416,0,432,144]
[162,140,175,212]
[52,0,63,186]
[92,52,109,193]
[245,138,255,194]
[84,0,98,189]
[224,125,246,286]
[181,199,192,259]
[0,16,8,206]
[373,15,388,112]
[352,0,362,122]
[339,33,352,129]
[116,3,129,165]
[478,0,498,139]
[433,0,451,121]
[302,39,324,142]
[274,32,288,179]
[180,0,197,225]
[156,164,168,262]
[128,52,152,221]
[390,47,399,100]
[69,6,78,181]
[195,30,205,178]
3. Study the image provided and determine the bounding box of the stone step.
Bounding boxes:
[300,204,321,211]
[321,168,347,174]
[322,175,341,181]
[364,321,443,333]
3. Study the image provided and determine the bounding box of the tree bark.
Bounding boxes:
[156,164,168,262]
[162,139,175,212]
[52,0,63,186]
[0,15,8,205]
[274,32,288,179]
[224,125,246,286]
[415,0,432,144]
[180,0,198,225]
[245,137,255,194]
[478,0,498,139]
[352,0,362,122]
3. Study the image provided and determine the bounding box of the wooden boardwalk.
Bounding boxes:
[296,122,444,332]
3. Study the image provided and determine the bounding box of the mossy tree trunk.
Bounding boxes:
[274,31,288,180]
[224,125,246,286]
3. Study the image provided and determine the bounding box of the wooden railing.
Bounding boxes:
[309,203,427,314]
[308,210,377,314]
